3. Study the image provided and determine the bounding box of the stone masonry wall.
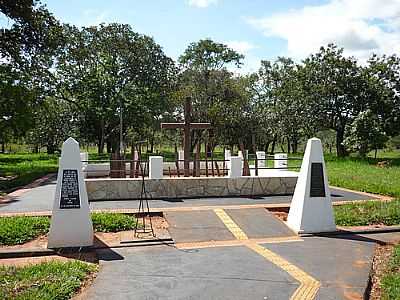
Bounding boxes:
[86,176,298,201]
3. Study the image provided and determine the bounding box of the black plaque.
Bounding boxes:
[59,169,80,209]
[309,163,326,197]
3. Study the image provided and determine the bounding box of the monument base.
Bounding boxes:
[86,172,298,201]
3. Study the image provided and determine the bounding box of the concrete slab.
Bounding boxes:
[225,208,295,239]
[165,210,235,243]
[82,245,298,300]
[262,235,376,300]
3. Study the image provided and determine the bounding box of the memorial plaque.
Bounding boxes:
[59,169,80,209]
[309,162,326,197]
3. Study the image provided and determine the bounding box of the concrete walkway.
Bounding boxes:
[1,174,392,299]
[79,205,390,300]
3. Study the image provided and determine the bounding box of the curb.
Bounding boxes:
[0,238,175,259]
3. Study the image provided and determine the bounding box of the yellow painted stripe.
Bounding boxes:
[175,236,302,250]
[214,208,248,240]
[213,208,320,300]
[246,243,320,300]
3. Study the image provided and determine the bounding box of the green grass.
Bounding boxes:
[0,213,139,246]
[381,245,400,300]
[334,199,400,226]
[0,216,50,246]
[325,152,400,198]
[0,260,97,300]
[91,212,138,233]
[0,153,58,193]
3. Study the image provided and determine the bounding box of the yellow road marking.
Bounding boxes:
[214,208,248,240]
[213,208,320,300]
[175,236,302,250]
[246,243,320,300]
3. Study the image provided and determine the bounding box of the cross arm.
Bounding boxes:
[161,123,185,129]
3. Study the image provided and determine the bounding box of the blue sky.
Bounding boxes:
[2,0,400,72]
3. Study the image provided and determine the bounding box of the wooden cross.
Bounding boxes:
[161,97,211,177]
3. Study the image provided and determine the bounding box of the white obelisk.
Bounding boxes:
[287,138,336,234]
[48,137,93,248]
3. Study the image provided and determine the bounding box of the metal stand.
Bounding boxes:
[134,159,155,237]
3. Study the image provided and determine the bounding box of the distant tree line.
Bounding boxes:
[1,1,399,157]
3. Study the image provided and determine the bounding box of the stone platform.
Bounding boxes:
[85,171,298,201]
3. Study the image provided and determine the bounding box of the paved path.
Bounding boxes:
[0,177,379,214]
[1,175,391,299]
[80,206,385,300]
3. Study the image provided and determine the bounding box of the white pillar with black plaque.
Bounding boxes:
[287,138,336,234]
[48,137,93,248]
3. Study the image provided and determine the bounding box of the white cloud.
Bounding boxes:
[187,0,218,8]
[246,0,400,61]
[225,40,257,55]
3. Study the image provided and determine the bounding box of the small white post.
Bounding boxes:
[256,151,266,168]
[287,138,336,234]
[48,138,93,248]
[149,156,163,179]
[274,153,288,170]
[228,156,242,178]
[178,150,184,170]
[80,152,89,178]
[224,149,231,169]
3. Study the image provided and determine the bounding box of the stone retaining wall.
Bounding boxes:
[85,176,298,201]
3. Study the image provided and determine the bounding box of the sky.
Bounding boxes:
[3,0,400,73]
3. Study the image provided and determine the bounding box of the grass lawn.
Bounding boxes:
[0,153,58,194]
[0,213,139,246]
[381,244,400,300]
[334,199,400,227]
[325,152,400,198]
[0,260,97,300]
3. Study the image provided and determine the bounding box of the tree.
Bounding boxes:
[27,97,76,153]
[177,39,244,151]
[344,110,388,157]
[302,44,365,156]
[57,23,177,153]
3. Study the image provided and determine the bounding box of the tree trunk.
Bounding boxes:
[1,142,4,153]
[336,128,347,157]
[264,142,270,154]
[270,135,277,154]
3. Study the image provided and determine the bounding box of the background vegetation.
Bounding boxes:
[1,1,399,159]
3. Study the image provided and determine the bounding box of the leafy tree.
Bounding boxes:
[302,44,365,156]
[177,39,244,151]
[27,97,76,154]
[57,23,177,153]
[344,110,388,157]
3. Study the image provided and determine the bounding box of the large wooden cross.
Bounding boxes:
[161,97,211,177]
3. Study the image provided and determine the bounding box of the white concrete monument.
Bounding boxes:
[287,138,336,234]
[48,137,93,248]
[228,156,242,178]
[149,156,163,179]
[256,151,266,168]
[274,153,288,170]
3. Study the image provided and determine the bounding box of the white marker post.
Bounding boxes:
[228,156,242,178]
[256,151,266,168]
[149,156,163,179]
[48,138,93,248]
[287,138,336,234]
[224,149,231,170]
[274,153,288,170]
